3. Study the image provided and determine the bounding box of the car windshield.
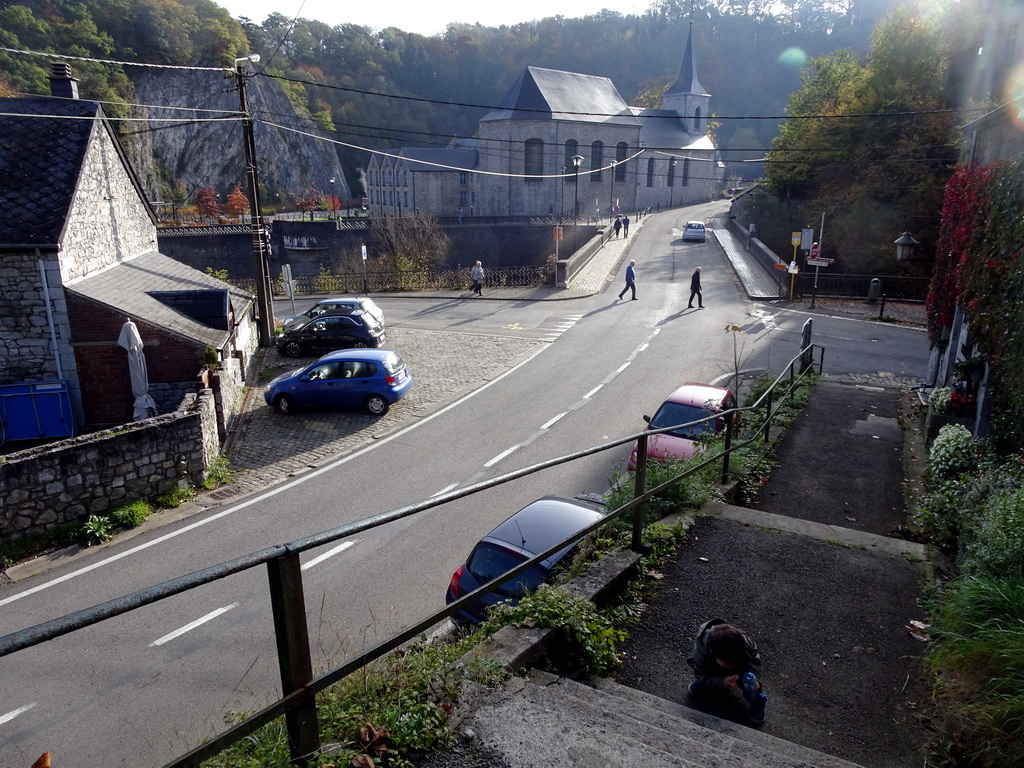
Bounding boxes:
[466,543,544,598]
[648,401,715,439]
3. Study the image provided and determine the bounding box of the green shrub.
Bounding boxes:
[80,515,113,546]
[925,570,1024,768]
[201,453,235,489]
[484,584,625,675]
[155,485,194,508]
[929,424,987,480]
[929,386,952,414]
[964,486,1024,577]
[109,500,152,528]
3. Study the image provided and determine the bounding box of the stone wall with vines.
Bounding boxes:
[927,157,1024,451]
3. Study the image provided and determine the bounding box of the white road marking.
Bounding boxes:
[540,413,566,430]
[484,446,520,467]
[432,483,460,498]
[0,703,36,725]
[616,362,631,373]
[583,384,603,399]
[0,344,550,608]
[150,603,238,647]
[301,540,356,571]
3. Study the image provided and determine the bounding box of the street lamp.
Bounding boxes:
[669,158,677,209]
[571,154,584,253]
[894,231,919,262]
[606,161,614,222]
[329,177,336,219]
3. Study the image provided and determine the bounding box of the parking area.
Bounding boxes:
[216,329,547,501]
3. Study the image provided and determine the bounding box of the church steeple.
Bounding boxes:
[663,20,710,135]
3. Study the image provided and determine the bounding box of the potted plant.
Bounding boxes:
[929,387,952,415]
[952,356,985,382]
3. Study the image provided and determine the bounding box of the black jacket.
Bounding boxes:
[686,618,762,694]
[690,269,702,291]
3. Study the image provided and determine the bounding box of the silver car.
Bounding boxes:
[682,221,707,242]
[283,297,384,330]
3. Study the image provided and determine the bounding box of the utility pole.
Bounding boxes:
[234,54,275,347]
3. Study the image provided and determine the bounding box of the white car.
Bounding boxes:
[283,297,384,330]
[682,221,707,242]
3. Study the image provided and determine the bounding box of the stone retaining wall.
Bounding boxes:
[0,389,219,543]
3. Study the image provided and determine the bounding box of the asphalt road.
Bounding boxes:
[0,207,930,767]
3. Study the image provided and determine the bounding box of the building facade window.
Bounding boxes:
[682,158,691,186]
[524,138,544,180]
[590,141,603,182]
[693,107,702,133]
[459,190,469,206]
[615,142,627,181]
[564,139,579,175]
[646,158,655,187]
[459,172,468,186]
[667,161,676,188]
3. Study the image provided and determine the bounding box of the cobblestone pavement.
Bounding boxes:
[219,330,546,500]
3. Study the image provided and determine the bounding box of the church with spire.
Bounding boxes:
[366,22,724,219]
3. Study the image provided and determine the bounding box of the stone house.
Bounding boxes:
[0,64,257,442]
[366,23,724,220]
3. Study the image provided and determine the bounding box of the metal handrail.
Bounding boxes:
[0,344,823,767]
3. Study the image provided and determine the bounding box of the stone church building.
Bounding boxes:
[367,23,724,222]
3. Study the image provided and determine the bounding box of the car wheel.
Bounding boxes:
[365,394,389,416]
[352,340,369,348]
[282,341,303,358]
[275,394,298,415]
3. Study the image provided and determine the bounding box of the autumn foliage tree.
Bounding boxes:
[194,187,221,218]
[225,184,250,219]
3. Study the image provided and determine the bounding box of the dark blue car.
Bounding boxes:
[445,496,605,626]
[263,349,411,416]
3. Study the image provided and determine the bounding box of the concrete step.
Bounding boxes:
[586,676,864,768]
[452,674,865,768]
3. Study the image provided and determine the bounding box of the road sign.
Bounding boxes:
[791,232,801,246]
[810,242,820,258]
[807,258,831,267]
[773,263,788,270]
[553,226,563,241]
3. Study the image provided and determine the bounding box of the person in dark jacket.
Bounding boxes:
[687,266,704,308]
[617,259,637,300]
[686,618,767,723]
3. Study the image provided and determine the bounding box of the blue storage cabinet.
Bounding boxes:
[0,380,76,441]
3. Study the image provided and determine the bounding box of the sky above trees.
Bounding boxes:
[214,0,654,36]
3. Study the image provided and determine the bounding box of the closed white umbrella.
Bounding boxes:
[117,319,157,420]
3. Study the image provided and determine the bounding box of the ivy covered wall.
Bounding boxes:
[927,157,1024,451]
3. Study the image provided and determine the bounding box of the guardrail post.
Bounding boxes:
[800,319,813,373]
[763,387,773,442]
[267,552,319,765]
[720,411,734,484]
[632,434,648,552]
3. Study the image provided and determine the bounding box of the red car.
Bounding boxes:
[628,383,737,471]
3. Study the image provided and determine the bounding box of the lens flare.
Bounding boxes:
[778,48,807,68]
[1004,63,1024,131]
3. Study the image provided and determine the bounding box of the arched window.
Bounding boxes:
[667,160,676,188]
[524,138,544,181]
[682,158,691,187]
[646,158,655,187]
[590,141,603,182]
[564,139,579,173]
[615,142,628,181]
[693,107,702,133]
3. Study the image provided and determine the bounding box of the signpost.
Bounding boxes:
[805,241,833,307]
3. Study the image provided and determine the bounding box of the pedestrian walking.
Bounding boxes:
[622,215,630,236]
[469,261,484,295]
[613,216,622,238]
[686,618,768,724]
[458,207,464,225]
[687,266,704,308]
[617,259,637,300]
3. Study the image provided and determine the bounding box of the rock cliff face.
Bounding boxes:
[123,68,352,210]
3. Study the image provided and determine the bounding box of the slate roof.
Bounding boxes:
[0,98,103,248]
[633,108,717,152]
[66,251,254,349]
[666,22,709,98]
[399,144,480,172]
[481,67,640,126]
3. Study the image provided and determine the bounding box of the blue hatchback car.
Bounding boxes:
[445,496,605,626]
[264,349,412,416]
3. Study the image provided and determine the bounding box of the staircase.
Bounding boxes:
[451,671,864,768]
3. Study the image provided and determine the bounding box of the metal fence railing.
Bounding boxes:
[0,340,824,768]
[795,273,929,301]
[226,264,554,297]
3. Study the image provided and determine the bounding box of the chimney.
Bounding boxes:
[49,62,79,100]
